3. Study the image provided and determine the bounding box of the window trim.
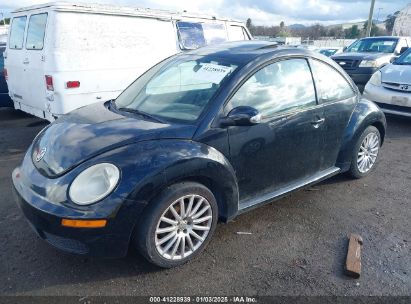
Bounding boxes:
[25,12,48,51]
[309,58,357,105]
[223,56,320,120]
[8,15,27,50]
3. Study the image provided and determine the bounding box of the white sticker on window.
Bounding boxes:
[193,63,232,84]
[383,41,395,45]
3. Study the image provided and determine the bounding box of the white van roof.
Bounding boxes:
[12,2,243,23]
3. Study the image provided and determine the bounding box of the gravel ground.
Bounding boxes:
[0,108,410,296]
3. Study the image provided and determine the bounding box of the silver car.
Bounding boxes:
[364,48,411,117]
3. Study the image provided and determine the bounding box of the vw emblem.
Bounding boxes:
[35,147,47,162]
[400,84,409,91]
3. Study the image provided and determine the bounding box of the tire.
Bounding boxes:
[348,126,381,179]
[133,182,218,268]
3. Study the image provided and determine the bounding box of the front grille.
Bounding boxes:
[334,59,360,70]
[43,231,89,254]
[382,82,411,93]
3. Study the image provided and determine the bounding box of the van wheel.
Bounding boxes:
[348,126,381,179]
[133,182,218,268]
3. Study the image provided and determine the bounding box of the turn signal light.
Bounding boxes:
[4,68,7,81]
[66,81,80,89]
[61,219,107,228]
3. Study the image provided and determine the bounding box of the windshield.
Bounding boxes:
[394,48,411,65]
[319,49,338,57]
[115,55,238,123]
[345,38,398,53]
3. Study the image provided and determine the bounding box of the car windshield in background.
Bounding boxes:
[115,56,238,123]
[394,48,411,65]
[345,38,398,53]
[319,49,338,56]
[177,22,228,50]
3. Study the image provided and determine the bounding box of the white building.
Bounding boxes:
[393,3,411,36]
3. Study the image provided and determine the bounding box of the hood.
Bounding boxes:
[380,64,411,85]
[332,52,392,61]
[32,102,197,177]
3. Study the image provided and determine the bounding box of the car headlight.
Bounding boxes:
[360,60,384,68]
[368,71,382,87]
[69,163,120,205]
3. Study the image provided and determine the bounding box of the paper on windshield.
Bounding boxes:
[193,63,232,84]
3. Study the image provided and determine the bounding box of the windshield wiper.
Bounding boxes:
[117,107,165,123]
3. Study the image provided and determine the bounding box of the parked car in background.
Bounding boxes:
[4,2,251,121]
[364,47,411,117]
[331,36,411,92]
[0,43,13,107]
[318,47,343,57]
[13,41,386,268]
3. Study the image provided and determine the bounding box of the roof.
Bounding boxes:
[185,41,314,65]
[11,2,243,23]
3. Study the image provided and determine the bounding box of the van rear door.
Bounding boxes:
[21,13,48,115]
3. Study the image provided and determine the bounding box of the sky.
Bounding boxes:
[0,0,410,26]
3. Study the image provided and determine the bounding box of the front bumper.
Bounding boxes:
[12,162,136,258]
[364,84,411,117]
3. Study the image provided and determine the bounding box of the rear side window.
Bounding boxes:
[26,13,48,50]
[177,22,228,50]
[311,60,355,103]
[9,16,27,49]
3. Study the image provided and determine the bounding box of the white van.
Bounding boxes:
[4,2,251,121]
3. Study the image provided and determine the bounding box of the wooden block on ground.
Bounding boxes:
[345,233,363,278]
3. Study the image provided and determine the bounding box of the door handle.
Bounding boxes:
[311,118,325,128]
[23,58,29,65]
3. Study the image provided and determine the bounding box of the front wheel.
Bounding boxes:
[133,182,218,268]
[348,126,381,179]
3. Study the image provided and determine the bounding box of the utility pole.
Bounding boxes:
[366,0,376,37]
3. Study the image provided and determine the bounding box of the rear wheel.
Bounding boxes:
[134,182,218,268]
[348,126,381,179]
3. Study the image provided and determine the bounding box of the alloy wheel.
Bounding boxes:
[357,132,380,173]
[155,194,213,260]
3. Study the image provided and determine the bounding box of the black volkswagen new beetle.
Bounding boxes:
[12,41,386,268]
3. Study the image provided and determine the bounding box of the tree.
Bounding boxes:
[385,11,400,34]
[344,25,361,39]
[0,18,10,25]
[328,26,345,38]
[363,20,382,37]
[280,21,285,29]
[246,18,253,30]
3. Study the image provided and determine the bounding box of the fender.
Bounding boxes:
[336,99,387,171]
[101,140,239,222]
[162,142,239,222]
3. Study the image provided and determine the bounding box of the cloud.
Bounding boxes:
[0,0,408,25]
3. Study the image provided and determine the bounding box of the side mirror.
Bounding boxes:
[343,46,347,52]
[399,46,409,55]
[220,106,261,127]
[390,57,396,63]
